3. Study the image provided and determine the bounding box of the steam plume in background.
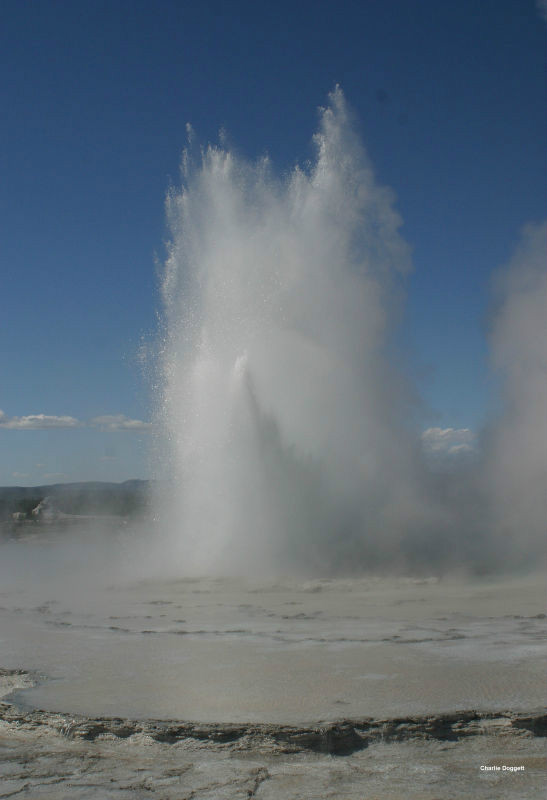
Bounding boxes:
[418,222,547,573]
[152,89,546,576]
[482,222,547,565]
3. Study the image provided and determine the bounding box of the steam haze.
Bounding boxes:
[482,222,547,564]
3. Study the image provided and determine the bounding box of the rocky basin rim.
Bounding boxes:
[1,669,545,757]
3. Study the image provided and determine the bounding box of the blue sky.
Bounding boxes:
[1,0,545,486]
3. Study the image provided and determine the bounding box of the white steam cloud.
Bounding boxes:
[482,222,547,561]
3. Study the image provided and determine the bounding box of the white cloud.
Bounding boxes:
[0,410,152,432]
[42,473,68,481]
[0,411,80,430]
[421,427,476,456]
[445,443,474,455]
[89,415,153,432]
[12,472,30,479]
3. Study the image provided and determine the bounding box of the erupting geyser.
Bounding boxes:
[154,88,546,576]
[155,88,427,575]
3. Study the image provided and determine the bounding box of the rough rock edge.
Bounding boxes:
[1,669,545,756]
[2,705,545,756]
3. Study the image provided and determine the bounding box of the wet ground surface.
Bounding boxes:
[0,533,545,797]
[1,670,545,800]
[0,568,545,722]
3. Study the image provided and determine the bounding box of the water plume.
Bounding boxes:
[154,88,427,575]
[153,89,546,576]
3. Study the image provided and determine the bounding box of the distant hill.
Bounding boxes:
[0,480,151,521]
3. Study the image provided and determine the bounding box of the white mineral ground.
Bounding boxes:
[0,532,545,798]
